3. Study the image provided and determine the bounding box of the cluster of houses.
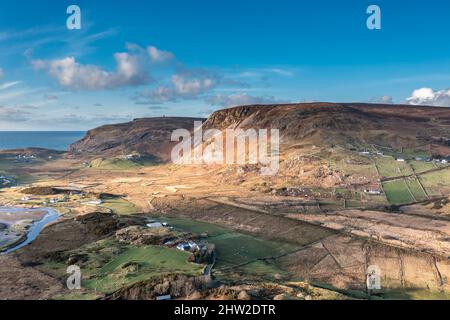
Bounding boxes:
[393,156,449,164]
[359,149,450,165]
[424,157,449,164]
[14,154,36,163]
[360,151,385,156]
[21,195,70,205]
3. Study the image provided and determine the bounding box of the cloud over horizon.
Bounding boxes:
[407,87,450,107]
[206,93,288,107]
[32,51,152,90]
[133,68,221,104]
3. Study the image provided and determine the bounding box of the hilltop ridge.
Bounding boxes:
[69,103,450,161]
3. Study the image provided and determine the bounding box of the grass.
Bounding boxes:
[234,260,290,281]
[100,197,140,215]
[404,178,428,201]
[89,158,142,170]
[0,158,37,184]
[52,292,100,300]
[161,216,297,278]
[210,232,296,267]
[84,245,203,293]
[160,217,230,237]
[382,180,414,205]
[378,288,450,300]
[375,156,413,178]
[375,157,400,178]
[41,239,203,296]
[409,160,436,174]
[419,168,450,197]
[329,153,378,181]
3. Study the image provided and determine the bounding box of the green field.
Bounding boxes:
[0,158,37,184]
[409,160,436,174]
[161,217,297,279]
[44,239,203,295]
[209,232,295,267]
[382,180,415,205]
[419,168,450,196]
[375,157,413,178]
[84,245,203,293]
[89,156,157,170]
[89,158,142,170]
[101,197,140,215]
[330,153,378,181]
[405,178,428,201]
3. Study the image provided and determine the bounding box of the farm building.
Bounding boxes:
[176,241,200,252]
[364,189,382,195]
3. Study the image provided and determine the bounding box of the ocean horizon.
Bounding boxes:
[0,131,86,151]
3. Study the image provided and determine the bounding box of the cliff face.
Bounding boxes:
[68,117,204,161]
[202,103,450,150]
[68,103,450,161]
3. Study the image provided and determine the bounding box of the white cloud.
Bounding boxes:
[206,93,288,107]
[406,87,450,107]
[147,46,175,63]
[134,69,218,104]
[0,81,21,91]
[172,74,214,95]
[369,95,394,104]
[33,53,151,90]
[266,68,295,77]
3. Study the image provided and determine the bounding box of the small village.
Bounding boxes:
[0,176,15,188]
[359,149,450,164]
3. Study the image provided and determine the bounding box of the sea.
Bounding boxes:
[0,131,86,151]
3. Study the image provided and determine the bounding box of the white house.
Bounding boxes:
[147,222,164,228]
[85,199,103,206]
[176,243,191,251]
[364,189,382,195]
[176,241,200,252]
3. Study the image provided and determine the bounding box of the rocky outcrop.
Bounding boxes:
[68,117,204,161]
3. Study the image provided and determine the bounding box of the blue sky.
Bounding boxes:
[0,0,450,130]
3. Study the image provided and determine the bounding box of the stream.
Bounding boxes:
[0,207,61,254]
